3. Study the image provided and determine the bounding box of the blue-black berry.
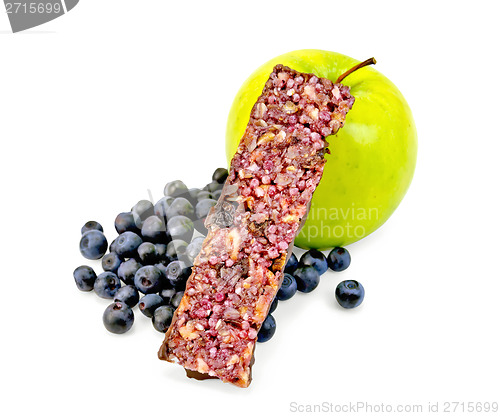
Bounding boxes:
[138,294,164,318]
[152,305,175,332]
[81,221,103,235]
[166,240,188,262]
[164,180,188,198]
[115,212,140,234]
[166,197,194,220]
[155,243,168,260]
[137,242,158,264]
[212,167,228,184]
[300,249,328,275]
[167,215,194,242]
[79,230,108,260]
[102,252,123,274]
[269,297,278,314]
[94,272,121,299]
[284,253,299,274]
[103,302,134,334]
[73,265,97,292]
[186,237,204,264]
[196,190,214,202]
[186,188,201,205]
[155,262,169,278]
[170,291,184,308]
[109,238,117,253]
[141,215,167,243]
[327,247,351,272]
[134,265,163,294]
[204,180,222,193]
[154,196,174,222]
[257,314,276,343]
[195,199,217,220]
[117,258,142,285]
[294,265,320,293]
[166,261,190,290]
[114,231,142,258]
[335,280,364,309]
[159,288,176,305]
[131,200,154,227]
[114,285,139,308]
[277,273,297,301]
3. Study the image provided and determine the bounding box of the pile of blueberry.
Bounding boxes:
[74,167,365,341]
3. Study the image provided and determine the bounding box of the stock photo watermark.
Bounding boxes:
[297,206,380,240]
[289,401,499,414]
[3,0,79,32]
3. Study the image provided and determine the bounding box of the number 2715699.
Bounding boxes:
[5,3,61,14]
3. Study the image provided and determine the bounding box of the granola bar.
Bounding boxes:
[158,64,354,387]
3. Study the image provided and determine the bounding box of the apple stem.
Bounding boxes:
[336,57,377,84]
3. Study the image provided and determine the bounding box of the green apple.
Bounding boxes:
[225,49,417,249]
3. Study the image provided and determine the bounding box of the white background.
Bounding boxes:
[1,1,499,415]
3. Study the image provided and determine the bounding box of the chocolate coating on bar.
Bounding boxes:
[158,64,354,387]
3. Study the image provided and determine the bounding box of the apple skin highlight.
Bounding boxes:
[225,49,417,249]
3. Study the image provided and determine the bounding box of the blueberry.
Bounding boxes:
[166,197,194,220]
[131,200,154,227]
[159,288,176,304]
[73,265,97,292]
[167,215,194,242]
[186,236,204,264]
[154,196,174,221]
[164,180,188,198]
[134,265,163,294]
[81,221,103,235]
[203,180,223,193]
[196,190,214,202]
[103,302,134,334]
[257,314,276,343]
[166,239,188,261]
[138,294,164,318]
[141,215,167,243]
[212,167,228,184]
[335,280,364,309]
[300,249,328,275]
[94,272,121,299]
[117,258,142,285]
[294,265,320,293]
[285,253,299,274]
[155,244,176,267]
[269,297,278,314]
[327,247,351,272]
[155,262,169,278]
[79,230,108,260]
[115,212,140,234]
[186,188,201,205]
[137,242,158,264]
[284,253,299,274]
[170,291,184,308]
[114,285,139,308]
[109,238,118,253]
[277,273,297,301]
[101,252,123,273]
[166,261,191,290]
[155,243,168,259]
[114,231,142,258]
[152,305,175,332]
[195,198,217,219]
[191,220,207,237]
